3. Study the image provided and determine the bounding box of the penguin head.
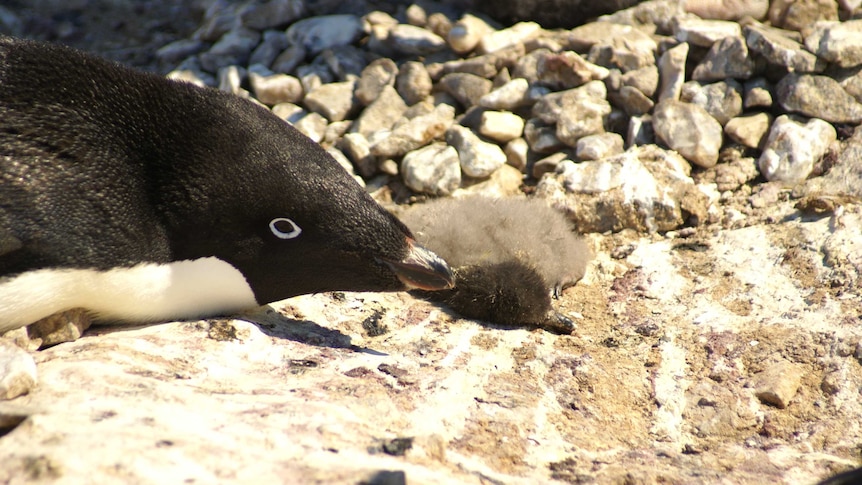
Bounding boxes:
[163,94,454,305]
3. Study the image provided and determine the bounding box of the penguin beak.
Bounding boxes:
[383,239,455,291]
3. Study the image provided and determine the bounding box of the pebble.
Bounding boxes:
[271,102,305,123]
[743,78,774,109]
[743,23,825,73]
[621,65,659,98]
[400,142,462,195]
[479,78,531,110]
[535,50,609,91]
[439,73,494,109]
[396,61,433,106]
[576,133,625,161]
[355,58,399,106]
[673,17,742,47]
[248,71,303,105]
[351,85,408,137]
[271,43,305,74]
[240,0,304,31]
[658,42,689,102]
[776,73,862,124]
[586,26,657,73]
[534,80,610,146]
[340,132,376,177]
[201,28,261,73]
[0,341,36,400]
[805,20,862,68]
[681,80,743,126]
[758,115,837,185]
[293,112,328,143]
[478,21,541,54]
[478,110,525,142]
[691,36,755,82]
[286,15,362,55]
[752,360,805,409]
[303,81,359,122]
[248,30,290,68]
[446,125,508,178]
[448,14,492,54]
[724,113,773,149]
[653,99,723,168]
[387,24,448,55]
[504,137,529,171]
[371,103,455,158]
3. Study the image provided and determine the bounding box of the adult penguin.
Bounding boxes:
[0,36,453,333]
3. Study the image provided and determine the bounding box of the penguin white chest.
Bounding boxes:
[0,257,257,333]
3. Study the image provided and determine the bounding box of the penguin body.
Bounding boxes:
[399,196,591,332]
[0,37,453,332]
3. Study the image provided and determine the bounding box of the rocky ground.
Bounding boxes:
[1,0,862,484]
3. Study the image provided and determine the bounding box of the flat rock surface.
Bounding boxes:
[2,201,860,484]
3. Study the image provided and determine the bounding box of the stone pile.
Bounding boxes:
[156,0,861,234]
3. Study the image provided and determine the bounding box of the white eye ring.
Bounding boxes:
[269,218,302,239]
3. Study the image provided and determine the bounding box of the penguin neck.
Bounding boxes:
[0,257,258,332]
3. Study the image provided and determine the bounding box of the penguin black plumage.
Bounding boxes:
[399,196,591,332]
[0,36,453,332]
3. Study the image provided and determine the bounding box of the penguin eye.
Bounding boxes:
[269,218,302,239]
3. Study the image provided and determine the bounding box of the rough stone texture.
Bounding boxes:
[744,23,825,73]
[303,81,359,122]
[446,125,508,178]
[725,112,773,150]
[776,73,862,124]
[658,42,689,102]
[535,145,712,233]
[758,115,837,185]
[653,99,724,168]
[0,341,37,400]
[371,103,455,158]
[400,142,462,195]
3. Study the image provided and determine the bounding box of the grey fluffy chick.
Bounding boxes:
[399,197,591,333]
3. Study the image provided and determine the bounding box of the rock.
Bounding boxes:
[533,81,611,147]
[448,14,493,54]
[752,360,805,409]
[776,73,862,124]
[200,27,261,72]
[351,85,408,137]
[248,71,303,105]
[658,42,689,102]
[271,102,305,123]
[438,73,494,109]
[386,24,447,56]
[0,341,36,400]
[479,78,532,110]
[24,309,92,349]
[743,23,825,73]
[303,81,358,122]
[478,21,541,54]
[681,80,743,126]
[371,103,455,157]
[248,31,290,68]
[799,125,862,199]
[700,155,760,192]
[319,45,367,81]
[524,118,566,153]
[758,115,836,185]
[724,113,773,149]
[355,58,399,106]
[396,61,433,106]
[286,14,362,55]
[805,20,862,68]
[340,132,376,177]
[686,0,769,20]
[769,0,839,32]
[156,39,208,66]
[744,78,774,108]
[446,125,508,178]
[504,137,529,171]
[478,110,525,142]
[400,142,462,195]
[292,112,328,142]
[673,17,742,47]
[613,85,654,116]
[532,152,569,179]
[271,43,305,74]
[586,26,657,73]
[627,114,655,147]
[621,65,659,98]
[691,35,755,82]
[535,145,711,232]
[576,133,625,161]
[240,0,304,30]
[535,50,609,91]
[653,100,724,168]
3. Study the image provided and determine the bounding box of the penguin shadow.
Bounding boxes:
[236,307,388,355]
